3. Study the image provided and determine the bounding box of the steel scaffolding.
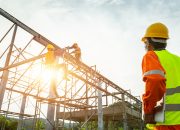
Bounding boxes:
[0,8,142,130]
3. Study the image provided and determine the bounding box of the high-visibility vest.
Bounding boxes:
[154,50,180,125]
[45,51,56,65]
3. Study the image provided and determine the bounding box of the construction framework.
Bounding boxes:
[0,8,143,130]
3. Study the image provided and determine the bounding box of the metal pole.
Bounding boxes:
[17,95,27,130]
[0,25,17,109]
[62,80,67,130]
[122,94,127,130]
[85,72,89,130]
[46,69,56,130]
[0,54,45,72]
[98,81,103,130]
[55,104,60,130]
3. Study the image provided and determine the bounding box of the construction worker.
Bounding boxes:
[45,44,56,65]
[66,43,81,61]
[45,44,69,80]
[141,22,180,130]
[45,44,70,98]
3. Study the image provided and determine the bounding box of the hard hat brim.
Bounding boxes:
[141,37,146,42]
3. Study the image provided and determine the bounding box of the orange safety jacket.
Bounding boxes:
[142,50,180,130]
[142,51,166,114]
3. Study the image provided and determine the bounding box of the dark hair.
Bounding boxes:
[147,38,167,50]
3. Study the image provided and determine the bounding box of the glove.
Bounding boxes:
[65,46,70,49]
[144,113,156,124]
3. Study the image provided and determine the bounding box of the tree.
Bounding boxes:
[35,120,45,130]
[0,115,18,130]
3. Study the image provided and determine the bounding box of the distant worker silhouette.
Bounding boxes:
[141,22,180,130]
[66,43,81,61]
[45,44,69,98]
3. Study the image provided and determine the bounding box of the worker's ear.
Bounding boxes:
[144,39,153,51]
[144,42,150,51]
[147,43,154,51]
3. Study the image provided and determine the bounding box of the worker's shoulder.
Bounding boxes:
[146,50,156,55]
[143,51,157,58]
[142,51,160,64]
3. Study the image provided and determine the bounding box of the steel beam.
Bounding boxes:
[0,25,17,109]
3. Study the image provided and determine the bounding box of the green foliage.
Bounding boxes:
[0,115,18,130]
[87,121,97,129]
[35,120,45,130]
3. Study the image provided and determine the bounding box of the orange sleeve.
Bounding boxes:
[142,51,166,114]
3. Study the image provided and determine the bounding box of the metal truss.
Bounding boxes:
[0,8,142,130]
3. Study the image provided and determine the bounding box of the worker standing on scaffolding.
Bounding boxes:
[45,44,69,97]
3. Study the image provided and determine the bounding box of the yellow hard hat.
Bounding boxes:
[142,22,169,41]
[47,44,54,49]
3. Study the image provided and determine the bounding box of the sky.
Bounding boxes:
[1,0,180,100]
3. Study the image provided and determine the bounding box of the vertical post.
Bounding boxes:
[98,80,103,130]
[62,80,68,130]
[139,102,143,130]
[105,84,108,106]
[85,73,89,130]
[0,25,17,109]
[17,95,27,130]
[46,70,56,130]
[122,94,127,130]
[55,104,60,130]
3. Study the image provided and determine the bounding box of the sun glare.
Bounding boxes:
[41,68,53,84]
[40,66,64,84]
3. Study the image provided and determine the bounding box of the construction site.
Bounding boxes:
[0,8,143,130]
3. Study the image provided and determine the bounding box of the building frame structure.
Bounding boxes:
[0,8,142,130]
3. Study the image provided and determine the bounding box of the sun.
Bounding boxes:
[40,65,65,84]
